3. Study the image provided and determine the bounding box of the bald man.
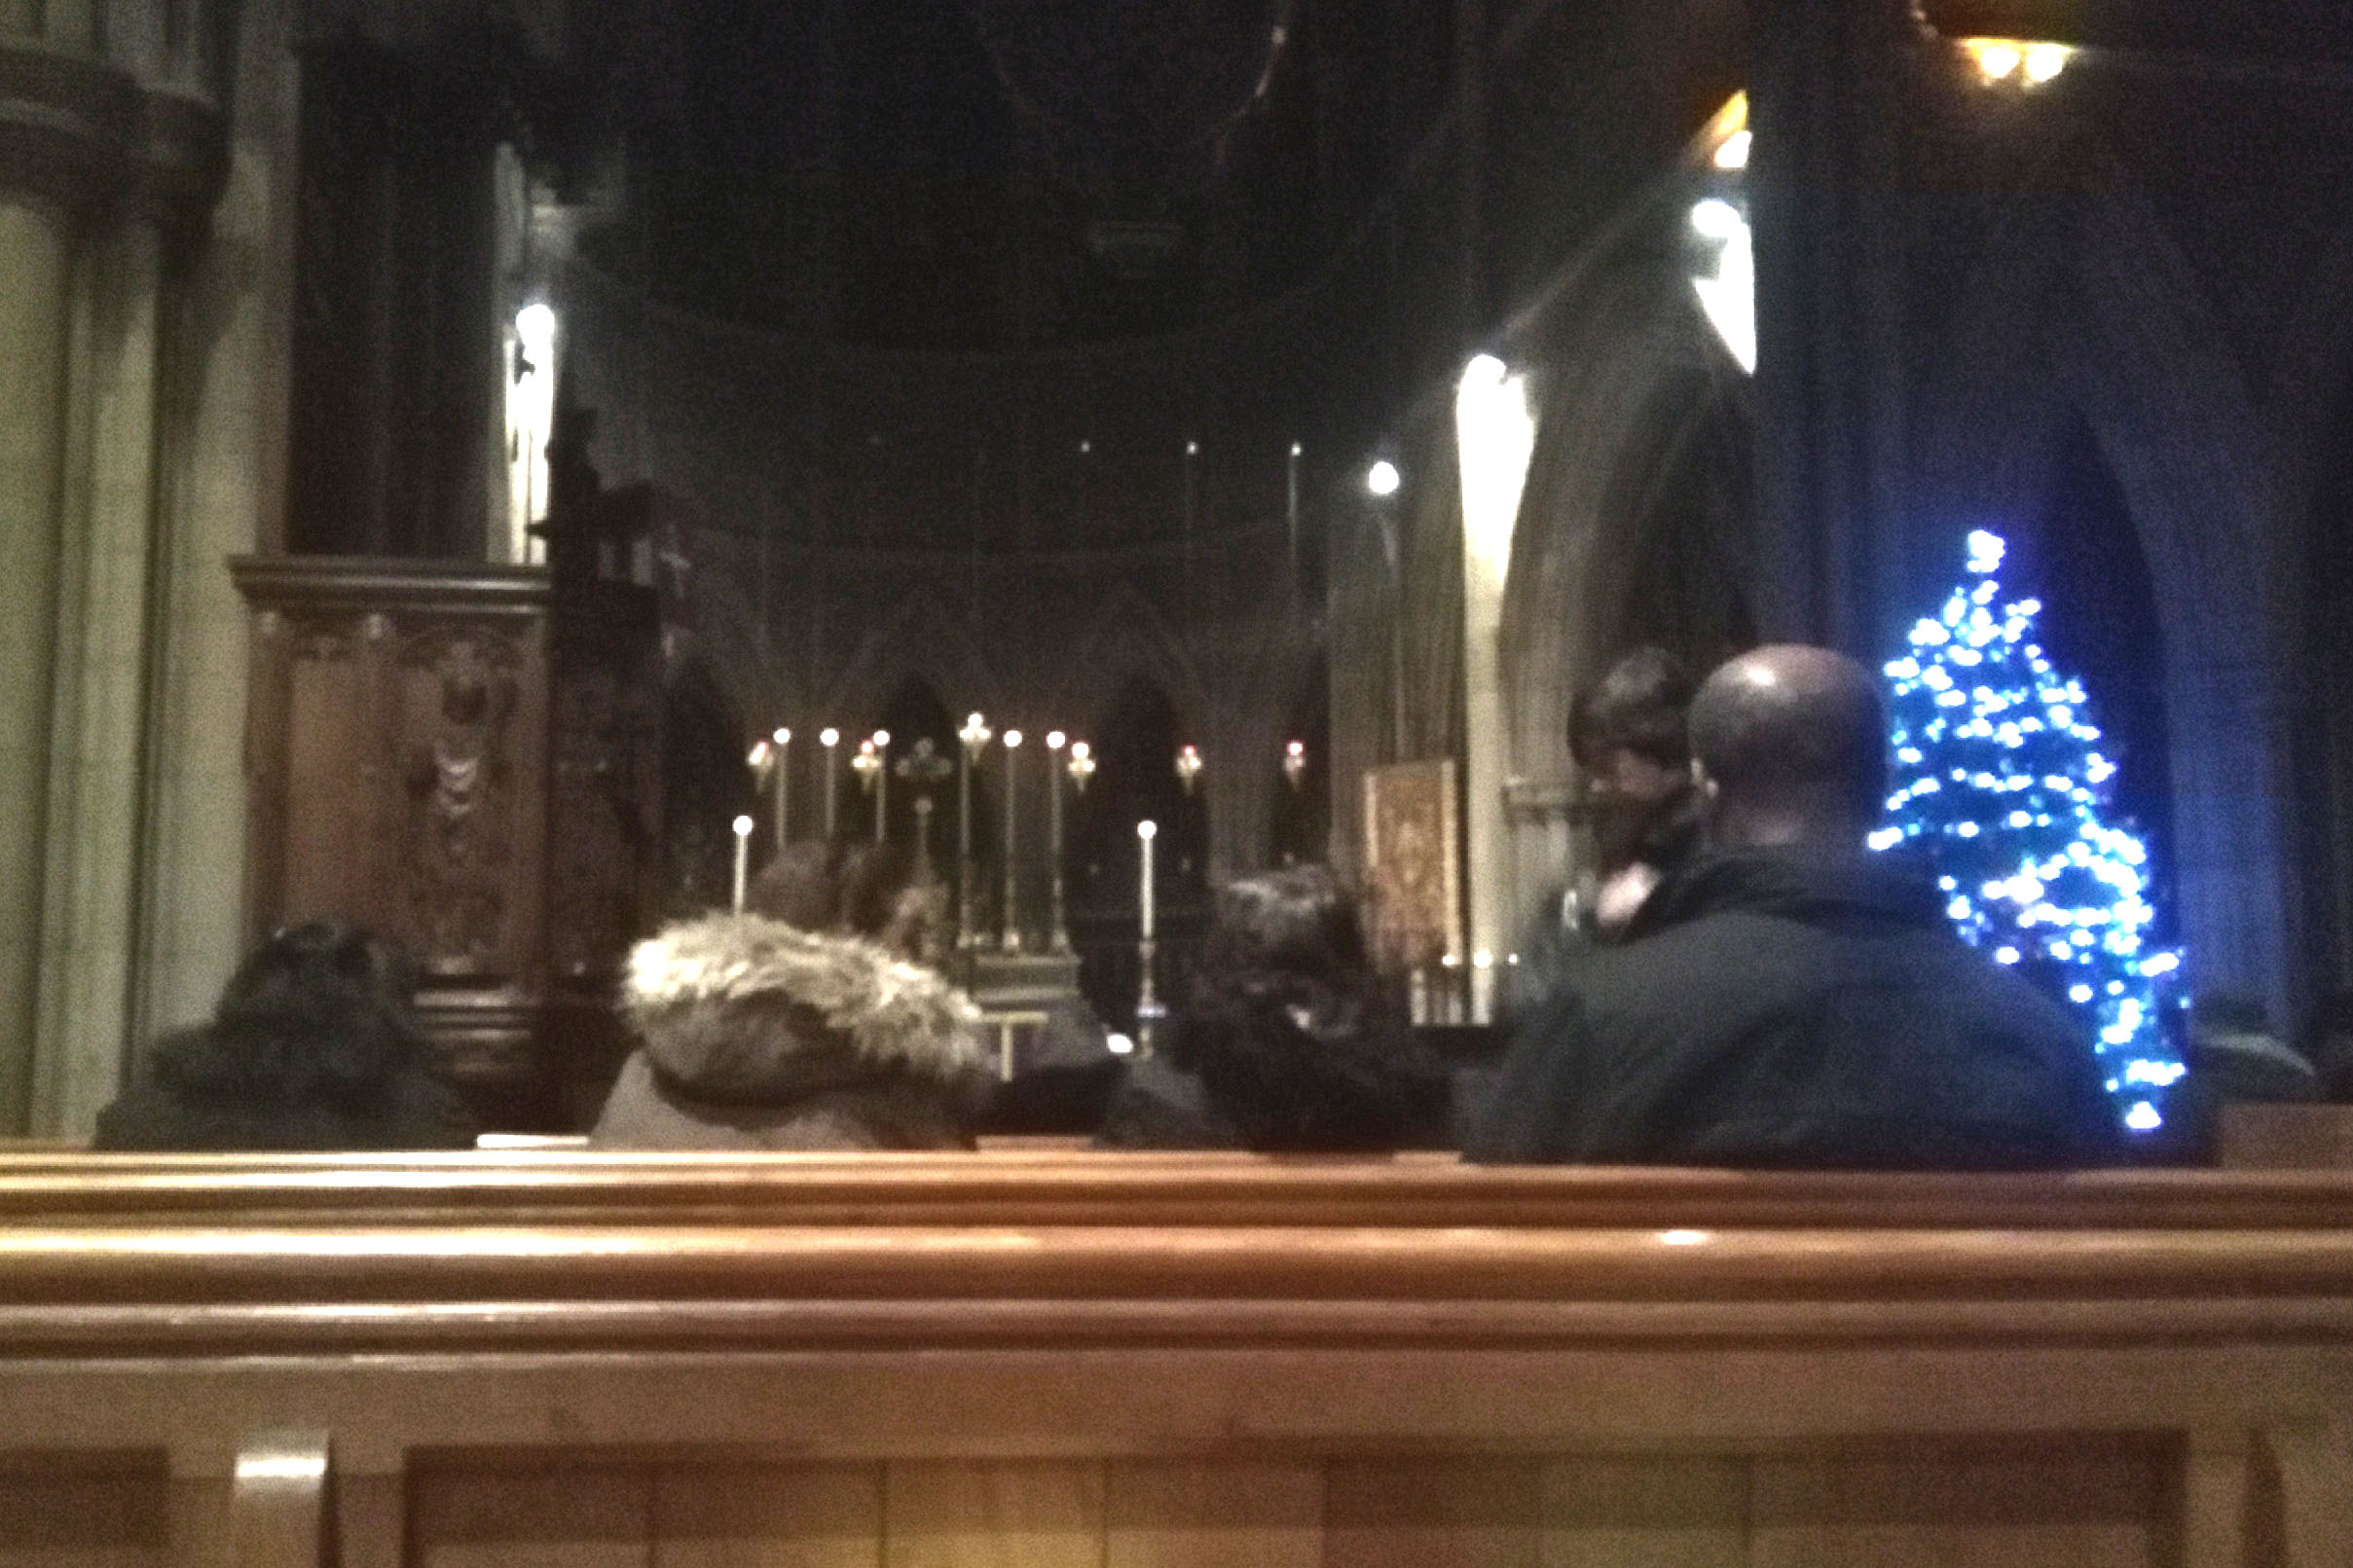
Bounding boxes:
[1466,645,2117,1168]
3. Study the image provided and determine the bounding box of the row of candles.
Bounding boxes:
[727,717,1310,957]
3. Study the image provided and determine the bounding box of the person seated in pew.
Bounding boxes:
[594,839,988,1150]
[94,921,477,1150]
[1501,648,1704,1024]
[1466,644,2118,1169]
[1096,865,1448,1150]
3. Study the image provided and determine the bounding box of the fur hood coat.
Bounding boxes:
[593,914,986,1150]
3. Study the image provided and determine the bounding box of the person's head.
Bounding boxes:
[210,921,426,1090]
[1569,647,1695,806]
[1200,864,1371,986]
[1177,866,1441,1152]
[749,837,941,964]
[1688,644,1887,853]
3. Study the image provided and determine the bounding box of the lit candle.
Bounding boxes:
[871,730,891,843]
[820,728,840,836]
[1137,819,1158,942]
[731,815,754,912]
[1002,730,1022,951]
[770,727,790,852]
[1045,731,1069,952]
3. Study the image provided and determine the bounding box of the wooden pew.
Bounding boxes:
[0,1150,2349,1568]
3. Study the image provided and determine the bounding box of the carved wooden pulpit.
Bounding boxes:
[231,552,662,1129]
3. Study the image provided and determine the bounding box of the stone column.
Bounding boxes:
[29,218,167,1133]
[1748,0,1918,654]
[0,3,235,1134]
[0,194,80,1130]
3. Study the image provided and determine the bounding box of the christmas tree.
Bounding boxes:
[1876,529,2183,1132]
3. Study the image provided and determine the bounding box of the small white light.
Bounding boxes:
[1289,441,1303,456]
[820,728,839,748]
[872,729,890,748]
[235,1454,327,1483]
[1712,128,1750,169]
[1973,41,2022,80]
[2023,43,2071,82]
[1137,820,1158,841]
[1689,198,1744,239]
[1366,459,1401,496]
[1079,439,1091,454]
[773,727,790,746]
[1658,1228,1710,1247]
[515,302,557,354]
[731,815,754,838]
[1460,352,1507,389]
[1047,730,1066,749]
[1004,729,1022,748]
[1471,950,1493,969]
[1185,440,1198,456]
[1105,1033,1135,1056]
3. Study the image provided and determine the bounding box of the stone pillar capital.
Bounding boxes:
[0,41,225,235]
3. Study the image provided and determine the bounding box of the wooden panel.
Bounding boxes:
[281,638,375,930]
[881,1462,1102,1568]
[0,1458,167,1568]
[1750,1441,2162,1568]
[1324,1459,1542,1568]
[652,1464,881,1568]
[1104,1460,1321,1568]
[1538,1457,1747,1568]
[411,1464,653,1568]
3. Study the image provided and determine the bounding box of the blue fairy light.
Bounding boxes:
[1880,529,2184,1130]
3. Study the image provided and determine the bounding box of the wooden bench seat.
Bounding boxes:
[0,1151,2348,1568]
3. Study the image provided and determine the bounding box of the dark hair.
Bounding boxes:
[1568,647,1695,770]
[748,836,920,942]
[165,921,430,1104]
[1174,866,1443,1151]
[1688,646,1887,822]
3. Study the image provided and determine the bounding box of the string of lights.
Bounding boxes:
[1874,529,2184,1133]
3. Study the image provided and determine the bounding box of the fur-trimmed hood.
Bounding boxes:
[622,915,983,1101]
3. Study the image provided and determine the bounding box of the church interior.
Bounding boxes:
[7,0,2353,1562]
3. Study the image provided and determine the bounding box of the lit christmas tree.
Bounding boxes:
[1875,529,2184,1133]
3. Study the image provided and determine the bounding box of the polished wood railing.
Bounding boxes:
[0,1150,2348,1568]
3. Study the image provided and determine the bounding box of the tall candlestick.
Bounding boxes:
[770,727,790,855]
[957,711,990,951]
[730,815,754,912]
[1136,819,1160,1054]
[1001,730,1023,951]
[871,730,891,843]
[1286,440,1302,601]
[1046,731,1069,953]
[820,728,839,837]
[1137,819,1157,941]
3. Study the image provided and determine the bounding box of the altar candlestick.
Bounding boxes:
[1046,731,1069,952]
[731,815,754,912]
[820,728,840,836]
[957,711,991,951]
[871,730,891,843]
[1001,731,1023,951]
[1136,820,1160,1054]
[1286,440,1302,600]
[770,728,790,852]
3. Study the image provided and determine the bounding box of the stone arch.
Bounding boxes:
[1915,172,2293,1020]
[1499,259,1746,794]
[823,587,1006,730]
[1050,585,1207,737]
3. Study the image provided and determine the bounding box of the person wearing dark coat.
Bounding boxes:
[593,840,985,1150]
[1467,645,2118,1169]
[94,921,476,1151]
[1501,647,1703,1023]
[1095,865,1447,1151]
